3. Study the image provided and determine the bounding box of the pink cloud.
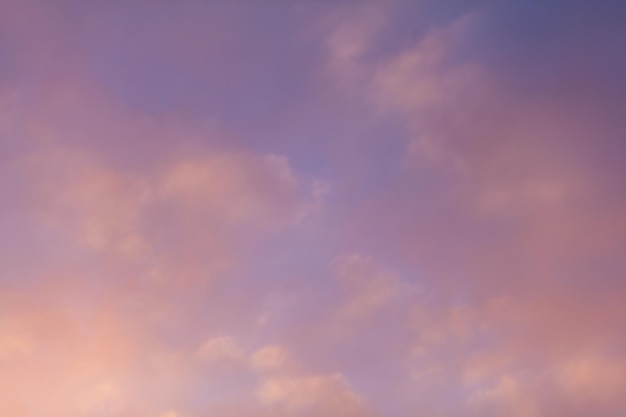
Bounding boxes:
[1,1,625,416]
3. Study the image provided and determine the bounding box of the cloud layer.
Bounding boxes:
[1,1,625,416]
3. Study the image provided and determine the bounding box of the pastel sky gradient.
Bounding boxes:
[1,1,625,416]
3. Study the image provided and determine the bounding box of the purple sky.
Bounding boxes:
[1,1,626,416]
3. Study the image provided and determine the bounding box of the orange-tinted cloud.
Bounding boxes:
[1,1,625,416]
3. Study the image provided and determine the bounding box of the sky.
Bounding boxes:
[0,0,625,416]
